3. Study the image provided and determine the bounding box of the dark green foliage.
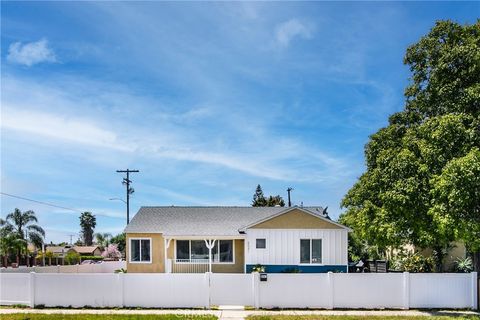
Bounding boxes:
[341,20,480,271]
[64,251,81,265]
[80,255,104,261]
[252,185,285,207]
[252,185,267,207]
[79,212,96,246]
[110,233,126,254]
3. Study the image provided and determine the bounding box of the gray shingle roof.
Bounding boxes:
[124,206,327,236]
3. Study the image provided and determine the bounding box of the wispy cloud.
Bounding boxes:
[275,19,313,47]
[2,74,351,183]
[7,38,56,66]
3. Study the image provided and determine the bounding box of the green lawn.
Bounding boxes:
[247,316,480,320]
[2,315,217,320]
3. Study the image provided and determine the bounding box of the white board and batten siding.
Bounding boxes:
[245,229,348,266]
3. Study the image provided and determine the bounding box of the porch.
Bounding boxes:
[164,237,245,273]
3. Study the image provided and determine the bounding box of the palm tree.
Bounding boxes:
[79,212,96,246]
[95,232,112,250]
[6,208,45,265]
[0,218,25,267]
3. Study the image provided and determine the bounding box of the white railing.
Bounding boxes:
[172,259,209,273]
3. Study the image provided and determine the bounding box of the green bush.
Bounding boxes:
[80,256,104,261]
[391,252,434,273]
[64,252,81,265]
[251,264,265,273]
[454,257,473,273]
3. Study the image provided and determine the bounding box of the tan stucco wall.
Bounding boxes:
[251,208,342,229]
[126,233,165,273]
[167,239,245,273]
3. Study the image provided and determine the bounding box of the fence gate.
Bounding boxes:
[209,273,254,307]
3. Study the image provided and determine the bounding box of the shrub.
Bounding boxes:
[64,251,81,265]
[391,252,434,273]
[251,264,265,273]
[80,255,104,261]
[454,257,473,273]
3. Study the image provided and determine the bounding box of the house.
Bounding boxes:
[73,246,102,257]
[44,246,77,264]
[124,206,351,273]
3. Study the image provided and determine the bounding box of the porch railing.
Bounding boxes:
[171,259,209,273]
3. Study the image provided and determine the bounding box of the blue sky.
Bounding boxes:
[1,2,478,244]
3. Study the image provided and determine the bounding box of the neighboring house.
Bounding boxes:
[124,206,351,273]
[73,246,102,257]
[45,246,76,264]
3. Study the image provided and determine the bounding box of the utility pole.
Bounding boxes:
[287,187,294,207]
[116,169,139,225]
[68,234,75,245]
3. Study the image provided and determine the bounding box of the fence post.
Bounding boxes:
[403,272,410,310]
[118,272,125,308]
[327,271,334,310]
[29,272,35,308]
[472,272,478,310]
[205,272,211,309]
[252,272,260,309]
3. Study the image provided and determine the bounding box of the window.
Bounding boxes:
[176,240,190,260]
[175,240,234,263]
[256,238,266,249]
[300,239,322,264]
[130,238,151,263]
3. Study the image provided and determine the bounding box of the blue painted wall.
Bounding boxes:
[245,264,347,273]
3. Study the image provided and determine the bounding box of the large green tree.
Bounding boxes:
[341,20,480,271]
[79,212,96,246]
[431,148,480,271]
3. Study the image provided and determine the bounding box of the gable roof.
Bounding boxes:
[240,207,352,231]
[73,246,100,254]
[125,206,349,236]
[45,246,75,255]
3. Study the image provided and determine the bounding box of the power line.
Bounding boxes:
[0,192,122,219]
[1,192,83,212]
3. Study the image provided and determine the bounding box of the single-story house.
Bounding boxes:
[73,246,102,257]
[124,206,351,273]
[44,246,77,265]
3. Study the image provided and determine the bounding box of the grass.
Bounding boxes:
[247,316,480,320]
[1,315,217,320]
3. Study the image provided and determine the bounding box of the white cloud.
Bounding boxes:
[7,39,56,66]
[2,109,132,152]
[275,19,313,47]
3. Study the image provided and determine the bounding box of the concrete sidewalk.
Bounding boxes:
[1,308,479,319]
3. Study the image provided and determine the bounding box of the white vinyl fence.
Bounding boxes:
[0,261,125,274]
[0,272,477,310]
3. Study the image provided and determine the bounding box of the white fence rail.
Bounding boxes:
[0,272,477,309]
[0,261,125,274]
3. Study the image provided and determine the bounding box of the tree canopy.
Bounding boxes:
[340,20,480,271]
[79,212,96,246]
[252,185,285,207]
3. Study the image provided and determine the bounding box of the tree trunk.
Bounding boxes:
[473,251,480,272]
[3,255,7,268]
[432,246,445,272]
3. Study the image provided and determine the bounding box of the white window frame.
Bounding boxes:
[174,239,235,264]
[129,237,152,264]
[299,238,323,265]
[256,238,266,249]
